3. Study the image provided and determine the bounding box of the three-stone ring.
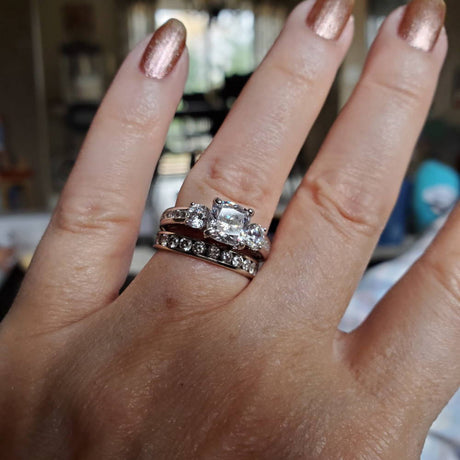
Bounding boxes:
[160,198,271,260]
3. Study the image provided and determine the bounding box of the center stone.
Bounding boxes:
[207,200,250,246]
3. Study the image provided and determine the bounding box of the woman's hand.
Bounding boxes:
[1,0,458,458]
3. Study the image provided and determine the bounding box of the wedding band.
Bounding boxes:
[160,198,270,260]
[154,231,259,278]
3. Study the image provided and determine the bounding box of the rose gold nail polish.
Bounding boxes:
[306,0,354,40]
[398,0,446,52]
[140,19,186,79]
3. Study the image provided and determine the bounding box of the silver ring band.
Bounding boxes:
[160,198,270,260]
[154,231,259,279]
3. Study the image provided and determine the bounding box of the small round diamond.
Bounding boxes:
[244,223,266,251]
[166,211,174,219]
[242,258,251,271]
[158,234,169,247]
[208,245,220,259]
[179,238,192,252]
[186,204,209,229]
[168,235,180,249]
[220,250,233,264]
[249,261,257,275]
[192,241,206,255]
[231,254,243,268]
[174,210,186,220]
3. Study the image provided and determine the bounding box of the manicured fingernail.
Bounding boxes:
[398,0,446,52]
[306,0,354,40]
[140,19,186,79]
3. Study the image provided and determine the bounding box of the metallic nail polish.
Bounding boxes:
[306,0,354,40]
[140,19,186,79]
[398,0,446,52]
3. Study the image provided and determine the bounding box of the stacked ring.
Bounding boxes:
[155,198,270,278]
[160,198,270,260]
[154,231,259,279]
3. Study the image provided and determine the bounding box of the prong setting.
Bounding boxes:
[204,228,214,238]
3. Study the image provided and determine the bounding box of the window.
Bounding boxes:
[154,8,255,93]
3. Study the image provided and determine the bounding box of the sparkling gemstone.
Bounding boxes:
[158,234,169,247]
[242,258,251,271]
[220,250,233,264]
[249,262,257,275]
[207,199,251,247]
[186,204,209,229]
[166,211,174,219]
[244,223,266,251]
[192,241,206,255]
[231,255,243,268]
[168,235,180,249]
[174,209,186,220]
[179,238,192,252]
[208,245,220,259]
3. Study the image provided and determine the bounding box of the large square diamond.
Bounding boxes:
[207,199,250,247]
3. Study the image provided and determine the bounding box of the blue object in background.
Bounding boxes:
[413,160,460,231]
[379,179,411,246]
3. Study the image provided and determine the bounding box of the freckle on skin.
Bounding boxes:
[165,296,176,309]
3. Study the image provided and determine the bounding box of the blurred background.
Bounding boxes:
[0,0,459,457]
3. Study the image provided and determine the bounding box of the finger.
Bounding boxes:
[264,0,447,332]
[177,0,354,226]
[348,204,460,430]
[126,0,354,314]
[10,21,188,327]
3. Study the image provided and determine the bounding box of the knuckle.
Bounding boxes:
[300,173,383,238]
[53,188,136,237]
[421,250,460,308]
[201,150,275,208]
[269,58,316,90]
[100,93,161,140]
[362,75,424,111]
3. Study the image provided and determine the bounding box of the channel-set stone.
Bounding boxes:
[231,255,243,268]
[179,238,192,252]
[242,258,251,272]
[174,210,186,220]
[159,234,169,247]
[192,241,206,255]
[208,245,220,259]
[220,250,233,264]
[186,204,209,229]
[207,199,251,247]
[169,235,180,249]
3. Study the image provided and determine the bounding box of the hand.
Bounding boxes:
[1,0,458,458]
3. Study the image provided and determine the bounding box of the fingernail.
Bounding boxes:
[398,0,446,52]
[306,0,354,40]
[140,19,186,79]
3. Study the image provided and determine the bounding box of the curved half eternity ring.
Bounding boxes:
[154,231,259,279]
[160,198,270,260]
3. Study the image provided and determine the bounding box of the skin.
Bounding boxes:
[0,1,459,458]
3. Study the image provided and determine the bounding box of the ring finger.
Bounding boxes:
[177,0,354,244]
[129,0,354,311]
